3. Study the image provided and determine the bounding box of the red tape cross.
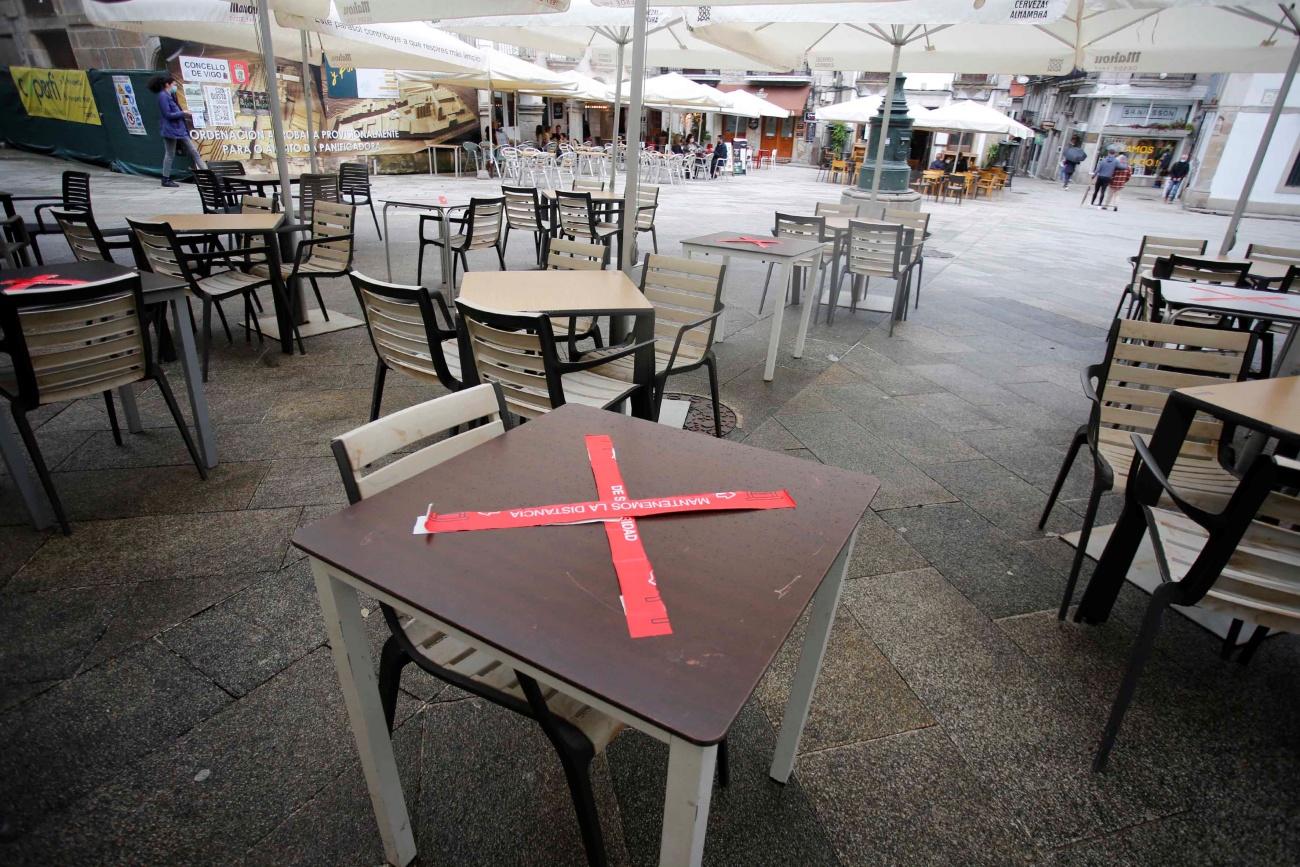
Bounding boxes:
[414,435,796,639]
[718,235,780,248]
[0,275,91,293]
[1186,286,1300,312]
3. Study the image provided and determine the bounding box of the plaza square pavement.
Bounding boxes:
[0,148,1297,866]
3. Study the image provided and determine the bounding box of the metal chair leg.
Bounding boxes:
[1060,476,1106,621]
[758,262,775,314]
[11,405,69,534]
[376,636,408,733]
[370,360,388,422]
[309,277,329,321]
[1040,425,1087,528]
[369,200,382,239]
[705,354,723,438]
[103,390,123,446]
[1221,618,1244,659]
[1095,587,1170,772]
[154,369,208,480]
[1237,625,1270,665]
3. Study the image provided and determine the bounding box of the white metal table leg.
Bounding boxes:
[310,559,417,867]
[769,528,858,783]
[116,383,143,434]
[763,259,792,381]
[793,250,823,360]
[659,738,717,867]
[168,294,217,469]
[0,409,54,530]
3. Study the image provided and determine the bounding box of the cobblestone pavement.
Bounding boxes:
[1,149,1297,866]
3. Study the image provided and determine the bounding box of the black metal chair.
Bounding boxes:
[350,270,462,420]
[297,173,340,226]
[0,212,34,268]
[4,170,93,264]
[553,190,620,266]
[193,169,237,215]
[1038,317,1257,621]
[51,208,133,263]
[0,272,206,533]
[501,185,550,267]
[417,197,505,288]
[1092,441,1300,772]
[339,162,381,239]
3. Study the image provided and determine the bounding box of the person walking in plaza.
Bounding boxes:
[1090,145,1120,205]
[149,74,205,188]
[1165,153,1191,202]
[1061,137,1086,189]
[1102,152,1132,211]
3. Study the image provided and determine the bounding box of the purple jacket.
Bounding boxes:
[157,90,189,140]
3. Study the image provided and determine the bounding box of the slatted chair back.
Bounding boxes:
[1132,235,1206,283]
[462,197,505,251]
[774,212,824,246]
[640,254,725,362]
[193,170,230,214]
[844,219,906,278]
[331,382,510,505]
[61,170,91,212]
[814,202,856,219]
[573,178,605,193]
[52,209,112,262]
[502,186,544,231]
[883,208,930,263]
[338,163,372,201]
[127,219,193,285]
[1244,243,1300,272]
[0,273,149,408]
[1096,318,1254,462]
[303,199,355,272]
[208,160,246,177]
[546,237,608,271]
[555,190,599,240]
[299,173,339,222]
[1153,254,1249,286]
[455,301,563,419]
[241,195,279,215]
[635,184,659,230]
[351,270,461,392]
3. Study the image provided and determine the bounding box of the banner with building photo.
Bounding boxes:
[170,46,481,166]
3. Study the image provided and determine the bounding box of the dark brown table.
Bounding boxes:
[0,260,215,529]
[1076,376,1300,624]
[293,404,879,866]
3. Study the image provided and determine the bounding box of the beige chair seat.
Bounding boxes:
[591,343,705,377]
[195,268,271,295]
[402,619,624,749]
[250,257,347,280]
[1096,429,1239,504]
[1149,501,1300,634]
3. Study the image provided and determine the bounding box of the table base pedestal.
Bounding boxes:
[252,309,365,341]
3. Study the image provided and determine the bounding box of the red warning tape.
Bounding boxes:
[585,434,671,638]
[410,434,796,639]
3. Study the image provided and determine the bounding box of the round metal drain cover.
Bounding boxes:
[663,393,739,437]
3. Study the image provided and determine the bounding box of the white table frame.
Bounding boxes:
[0,279,216,530]
[307,528,857,867]
[680,237,824,382]
[381,198,467,292]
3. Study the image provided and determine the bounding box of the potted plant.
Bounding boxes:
[828,122,849,156]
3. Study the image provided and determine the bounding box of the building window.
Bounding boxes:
[22,0,56,17]
[1287,149,1300,189]
[34,29,77,69]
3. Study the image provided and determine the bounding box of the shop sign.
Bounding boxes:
[180,56,232,83]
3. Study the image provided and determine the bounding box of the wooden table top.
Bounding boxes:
[1159,280,1300,323]
[1178,376,1300,442]
[681,232,825,259]
[149,213,285,233]
[459,270,652,315]
[0,259,184,296]
[292,404,879,744]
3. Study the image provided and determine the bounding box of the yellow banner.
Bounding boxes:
[12,67,101,126]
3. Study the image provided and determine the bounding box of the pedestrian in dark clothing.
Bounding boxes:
[1165,154,1191,202]
[1091,146,1120,205]
[148,74,205,188]
[710,139,729,178]
[1061,137,1086,189]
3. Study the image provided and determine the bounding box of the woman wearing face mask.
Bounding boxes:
[148,74,207,188]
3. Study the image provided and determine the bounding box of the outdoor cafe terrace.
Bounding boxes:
[0,147,1297,867]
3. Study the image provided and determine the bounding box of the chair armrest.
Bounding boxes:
[1080,362,1104,405]
[558,338,657,376]
[664,308,723,374]
[32,201,69,231]
[4,195,60,202]
[289,233,354,273]
[1128,434,1220,529]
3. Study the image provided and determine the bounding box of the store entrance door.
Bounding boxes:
[759,116,794,161]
